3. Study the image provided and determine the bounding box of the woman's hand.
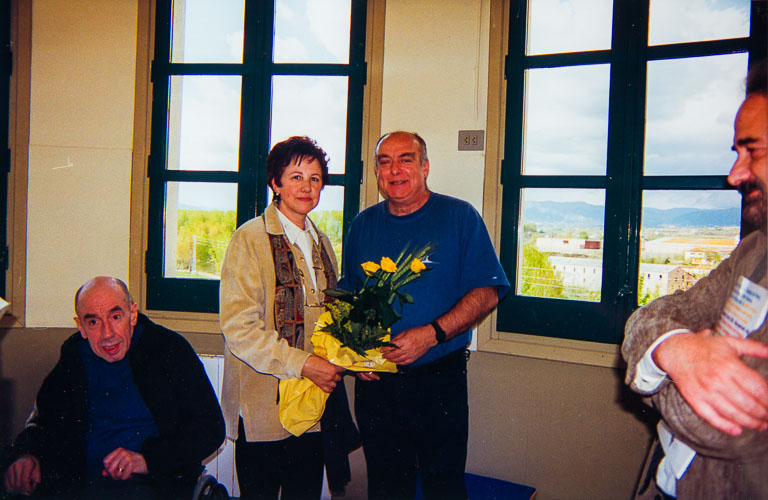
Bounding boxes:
[301,355,345,392]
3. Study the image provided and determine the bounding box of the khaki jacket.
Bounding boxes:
[219,203,338,441]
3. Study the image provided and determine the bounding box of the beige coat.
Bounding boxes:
[219,203,338,442]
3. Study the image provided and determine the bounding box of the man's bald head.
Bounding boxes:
[74,277,132,316]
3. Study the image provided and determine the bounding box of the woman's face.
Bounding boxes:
[272,156,324,227]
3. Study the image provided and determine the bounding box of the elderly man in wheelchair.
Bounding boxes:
[1,277,226,499]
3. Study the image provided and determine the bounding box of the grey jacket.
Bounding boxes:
[623,230,768,499]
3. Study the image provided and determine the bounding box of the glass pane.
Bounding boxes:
[523,65,610,175]
[274,0,351,63]
[164,182,238,280]
[170,0,245,63]
[517,188,605,302]
[527,0,613,55]
[649,0,750,46]
[270,76,348,174]
[644,54,748,176]
[167,75,242,172]
[310,185,345,270]
[638,190,741,305]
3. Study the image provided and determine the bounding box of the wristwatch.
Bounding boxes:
[431,320,447,343]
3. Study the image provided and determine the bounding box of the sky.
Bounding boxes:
[171,0,350,213]
[523,0,750,211]
[167,0,751,217]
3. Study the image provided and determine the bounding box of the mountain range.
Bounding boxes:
[524,201,740,228]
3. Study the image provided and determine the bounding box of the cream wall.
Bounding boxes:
[25,0,137,326]
[380,0,490,212]
[3,1,654,499]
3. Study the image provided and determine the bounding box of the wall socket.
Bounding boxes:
[458,130,484,151]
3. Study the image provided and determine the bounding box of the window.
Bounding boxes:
[146,0,367,312]
[498,0,767,344]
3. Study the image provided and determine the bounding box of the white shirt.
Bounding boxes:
[275,207,320,289]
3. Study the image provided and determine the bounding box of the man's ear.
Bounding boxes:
[130,302,138,327]
[74,316,86,339]
[423,160,430,179]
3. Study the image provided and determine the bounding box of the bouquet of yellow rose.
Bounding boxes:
[278,243,434,436]
[321,243,434,358]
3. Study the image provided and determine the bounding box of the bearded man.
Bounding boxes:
[622,62,768,498]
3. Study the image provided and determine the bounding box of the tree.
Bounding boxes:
[176,210,236,276]
[519,243,565,298]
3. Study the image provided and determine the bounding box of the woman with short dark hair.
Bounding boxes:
[219,136,344,499]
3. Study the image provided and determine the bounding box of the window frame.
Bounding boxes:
[143,0,368,313]
[1,0,10,299]
[493,0,767,346]
[1,0,30,328]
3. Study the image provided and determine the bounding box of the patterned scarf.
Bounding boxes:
[269,232,337,349]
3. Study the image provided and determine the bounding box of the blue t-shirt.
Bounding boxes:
[79,322,158,478]
[340,193,510,366]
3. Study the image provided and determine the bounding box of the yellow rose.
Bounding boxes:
[361,261,380,276]
[409,258,426,273]
[380,257,397,273]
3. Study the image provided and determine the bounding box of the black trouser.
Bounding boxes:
[355,350,469,500]
[235,418,323,500]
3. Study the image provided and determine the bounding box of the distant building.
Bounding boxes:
[549,257,602,295]
[642,237,737,260]
[640,263,697,296]
[535,238,603,256]
[547,257,698,297]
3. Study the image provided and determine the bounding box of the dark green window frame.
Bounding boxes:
[1,0,10,297]
[145,0,367,313]
[498,1,768,344]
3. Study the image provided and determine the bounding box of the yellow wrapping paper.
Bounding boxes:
[278,311,397,436]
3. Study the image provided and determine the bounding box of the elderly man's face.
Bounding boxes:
[74,280,138,362]
[729,94,768,228]
[375,133,430,215]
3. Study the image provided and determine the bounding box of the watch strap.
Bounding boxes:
[431,320,447,343]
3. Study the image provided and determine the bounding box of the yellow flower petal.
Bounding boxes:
[361,261,380,276]
[380,257,397,273]
[410,258,426,273]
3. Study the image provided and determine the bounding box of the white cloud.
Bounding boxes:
[649,0,749,46]
[176,76,242,177]
[270,75,348,175]
[273,36,309,62]
[227,30,244,61]
[276,2,297,21]
[644,53,747,176]
[523,64,610,175]
[307,0,351,62]
[527,0,613,55]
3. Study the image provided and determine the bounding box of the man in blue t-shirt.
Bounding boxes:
[340,131,510,500]
[2,277,224,498]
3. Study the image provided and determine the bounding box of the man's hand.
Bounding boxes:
[356,371,381,381]
[301,355,345,393]
[381,325,437,365]
[3,455,41,495]
[653,329,768,436]
[102,447,148,480]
